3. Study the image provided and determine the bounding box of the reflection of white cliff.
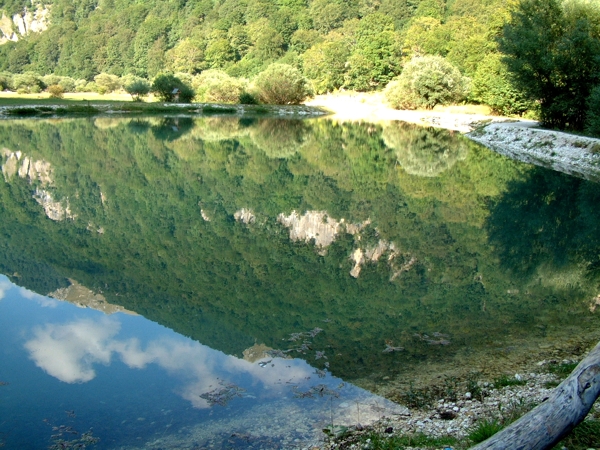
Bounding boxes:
[276,210,416,280]
[2,148,76,221]
[0,4,50,45]
[48,280,137,316]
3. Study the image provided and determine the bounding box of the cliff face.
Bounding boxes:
[0,3,50,45]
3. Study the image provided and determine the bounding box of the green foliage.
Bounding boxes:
[585,85,600,137]
[547,361,578,379]
[151,74,195,102]
[492,374,527,389]
[94,73,121,93]
[499,0,600,130]
[384,55,469,110]
[193,70,246,104]
[556,418,600,450]
[355,431,458,449]
[253,63,312,104]
[47,84,65,99]
[468,419,504,444]
[11,71,45,93]
[0,72,11,90]
[302,38,350,93]
[124,78,151,101]
[471,53,533,116]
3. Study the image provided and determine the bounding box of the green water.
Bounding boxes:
[1,115,599,389]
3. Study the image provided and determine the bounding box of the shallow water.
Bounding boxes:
[1,116,599,448]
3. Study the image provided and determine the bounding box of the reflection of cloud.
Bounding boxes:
[25,318,313,408]
[25,318,119,383]
[19,287,59,308]
[0,279,11,300]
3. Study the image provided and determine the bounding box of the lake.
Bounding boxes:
[1,116,599,449]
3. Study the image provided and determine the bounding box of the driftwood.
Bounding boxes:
[472,341,600,449]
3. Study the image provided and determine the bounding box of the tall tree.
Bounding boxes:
[499,0,600,130]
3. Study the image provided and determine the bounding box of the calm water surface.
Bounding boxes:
[1,116,600,449]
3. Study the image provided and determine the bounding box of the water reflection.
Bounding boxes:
[0,116,599,447]
[0,276,405,449]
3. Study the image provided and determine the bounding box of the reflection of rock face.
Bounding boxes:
[0,4,50,45]
[382,123,468,177]
[234,208,256,224]
[278,210,416,279]
[2,149,75,221]
[278,210,341,248]
[242,343,272,363]
[33,188,74,221]
[49,280,137,315]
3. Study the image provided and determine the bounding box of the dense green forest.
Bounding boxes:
[1,0,599,131]
[1,116,600,382]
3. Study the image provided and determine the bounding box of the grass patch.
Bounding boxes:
[356,431,458,450]
[555,418,600,450]
[492,374,527,389]
[547,361,578,379]
[468,419,504,444]
[202,105,237,114]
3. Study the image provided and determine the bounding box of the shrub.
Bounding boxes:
[47,84,65,98]
[384,55,469,110]
[152,74,195,102]
[193,70,246,103]
[94,73,121,93]
[470,53,533,116]
[585,85,600,137]
[58,77,76,93]
[11,72,45,93]
[124,78,151,101]
[239,92,258,104]
[0,72,12,91]
[252,63,313,105]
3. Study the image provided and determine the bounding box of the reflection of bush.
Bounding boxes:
[190,118,250,142]
[382,123,468,177]
[250,119,311,159]
[150,117,195,141]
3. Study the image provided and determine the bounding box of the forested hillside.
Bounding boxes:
[0,0,509,89]
[1,0,599,132]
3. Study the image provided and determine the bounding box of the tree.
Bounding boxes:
[302,38,350,93]
[384,55,469,110]
[151,74,195,102]
[498,0,600,130]
[471,53,533,116]
[585,85,600,137]
[124,78,151,101]
[252,63,312,104]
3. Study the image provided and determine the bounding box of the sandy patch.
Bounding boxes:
[305,92,516,132]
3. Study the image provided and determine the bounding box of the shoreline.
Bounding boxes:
[307,92,600,182]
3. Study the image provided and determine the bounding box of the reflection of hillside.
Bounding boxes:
[0,118,598,383]
[382,123,468,177]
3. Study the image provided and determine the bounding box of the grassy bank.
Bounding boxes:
[0,93,328,118]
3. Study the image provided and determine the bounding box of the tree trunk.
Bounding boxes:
[472,341,600,450]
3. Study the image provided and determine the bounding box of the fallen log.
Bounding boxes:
[472,341,600,449]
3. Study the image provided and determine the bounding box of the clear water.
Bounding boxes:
[1,116,599,449]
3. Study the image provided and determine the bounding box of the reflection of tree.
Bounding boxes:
[190,117,250,142]
[250,119,311,159]
[150,117,195,141]
[487,167,600,283]
[382,123,468,177]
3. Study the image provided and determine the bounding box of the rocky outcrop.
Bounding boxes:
[49,280,137,316]
[2,149,75,221]
[0,4,50,45]
[234,208,256,224]
[277,209,416,280]
[277,210,341,248]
